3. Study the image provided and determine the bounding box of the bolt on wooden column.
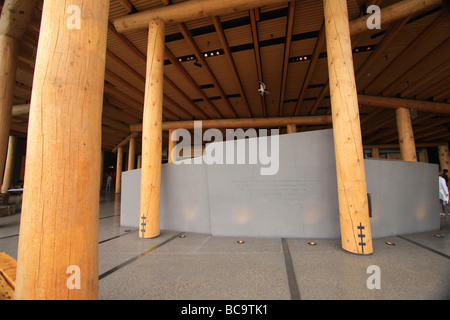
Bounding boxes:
[324,0,373,255]
[1,135,17,193]
[140,19,165,239]
[396,107,417,162]
[14,0,110,300]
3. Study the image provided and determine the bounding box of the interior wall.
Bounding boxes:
[120,129,440,239]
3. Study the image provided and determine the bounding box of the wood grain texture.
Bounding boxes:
[324,0,373,255]
[15,0,110,300]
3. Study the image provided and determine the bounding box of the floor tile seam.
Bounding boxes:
[396,235,450,260]
[98,232,184,281]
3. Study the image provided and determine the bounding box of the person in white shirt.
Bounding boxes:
[439,175,449,216]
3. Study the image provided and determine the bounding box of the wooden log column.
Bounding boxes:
[128,137,136,170]
[0,36,18,183]
[15,0,109,300]
[140,19,165,239]
[438,144,450,173]
[116,146,123,194]
[1,135,17,193]
[396,107,417,162]
[168,129,177,163]
[324,0,373,255]
[0,0,37,184]
[286,124,297,134]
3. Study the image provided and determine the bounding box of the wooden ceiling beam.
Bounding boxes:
[382,37,450,96]
[130,115,332,132]
[349,0,444,37]
[278,1,296,117]
[116,0,138,14]
[178,22,237,118]
[416,75,450,100]
[355,17,409,82]
[357,94,450,115]
[164,75,209,119]
[108,21,146,62]
[163,93,195,119]
[112,132,139,153]
[212,16,252,118]
[113,0,292,32]
[293,21,325,116]
[400,60,450,98]
[363,11,448,94]
[165,46,223,118]
[250,8,267,117]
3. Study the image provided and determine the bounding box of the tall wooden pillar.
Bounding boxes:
[371,148,380,159]
[116,146,123,194]
[438,144,450,173]
[168,129,177,163]
[137,155,142,169]
[128,137,136,170]
[396,107,417,162]
[0,0,36,185]
[100,151,104,191]
[140,19,165,239]
[15,0,110,300]
[287,124,297,134]
[0,36,18,183]
[324,0,373,255]
[1,135,17,193]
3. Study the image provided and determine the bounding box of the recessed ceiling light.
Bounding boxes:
[308,241,317,246]
[237,240,245,244]
[179,234,186,238]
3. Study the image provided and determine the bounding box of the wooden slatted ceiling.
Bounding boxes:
[7,0,450,150]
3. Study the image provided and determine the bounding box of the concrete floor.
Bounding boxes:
[1,191,449,300]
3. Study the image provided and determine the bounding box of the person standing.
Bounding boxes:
[106,173,112,191]
[439,174,449,216]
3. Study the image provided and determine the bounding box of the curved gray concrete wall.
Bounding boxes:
[120,129,440,238]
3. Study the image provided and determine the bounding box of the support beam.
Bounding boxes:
[116,146,123,194]
[438,144,450,172]
[130,115,332,132]
[178,22,237,118]
[140,19,165,239]
[0,0,38,182]
[15,0,109,300]
[357,94,450,115]
[168,129,177,163]
[128,137,136,170]
[396,107,417,162]
[114,0,291,33]
[349,0,443,37]
[324,0,373,255]
[212,16,252,118]
[1,135,17,193]
[250,8,267,117]
[0,35,18,181]
[112,132,139,153]
[286,124,297,134]
[279,1,296,116]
